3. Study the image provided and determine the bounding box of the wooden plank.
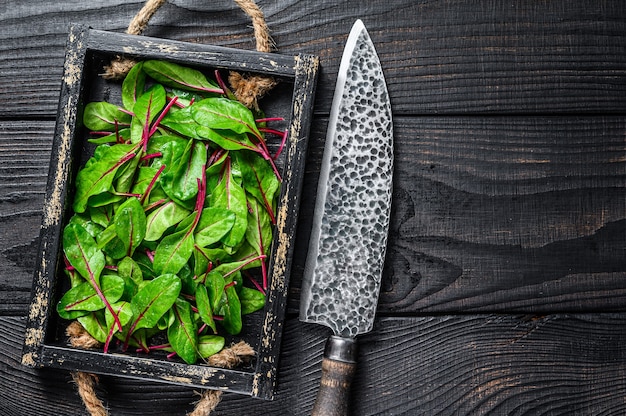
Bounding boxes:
[382,116,626,313]
[291,115,626,314]
[0,121,51,314]
[2,116,624,315]
[3,314,626,415]
[1,0,626,117]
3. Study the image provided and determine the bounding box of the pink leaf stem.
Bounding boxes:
[149,96,179,137]
[256,117,284,124]
[140,164,166,205]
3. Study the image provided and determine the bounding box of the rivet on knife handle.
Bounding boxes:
[300,19,393,416]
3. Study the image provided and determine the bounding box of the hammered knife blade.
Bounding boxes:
[300,19,393,415]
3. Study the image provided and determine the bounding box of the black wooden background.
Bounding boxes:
[1,1,625,415]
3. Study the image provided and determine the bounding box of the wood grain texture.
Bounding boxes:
[4,315,626,415]
[0,121,51,314]
[291,115,626,313]
[1,0,626,117]
[2,116,624,314]
[1,1,626,414]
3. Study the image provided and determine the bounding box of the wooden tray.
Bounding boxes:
[21,24,318,400]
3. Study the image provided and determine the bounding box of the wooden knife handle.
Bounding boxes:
[311,335,358,416]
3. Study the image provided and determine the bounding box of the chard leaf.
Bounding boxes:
[144,200,191,241]
[83,102,132,131]
[77,311,108,343]
[100,225,128,260]
[68,214,104,239]
[114,197,147,257]
[191,97,262,139]
[117,256,142,299]
[236,151,280,221]
[246,197,273,258]
[72,144,136,213]
[199,128,259,153]
[133,251,157,280]
[117,256,142,285]
[161,139,207,202]
[130,84,167,144]
[129,273,181,332]
[143,60,222,94]
[88,204,114,228]
[209,156,248,249]
[56,274,125,319]
[105,300,134,330]
[122,62,146,111]
[198,335,225,358]
[152,220,195,275]
[195,284,217,333]
[167,298,198,364]
[130,166,160,197]
[160,106,204,139]
[240,287,266,315]
[87,128,131,145]
[115,152,141,193]
[218,284,242,335]
[204,271,225,312]
[63,222,105,287]
[194,207,236,248]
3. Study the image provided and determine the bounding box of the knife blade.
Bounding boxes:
[300,19,393,415]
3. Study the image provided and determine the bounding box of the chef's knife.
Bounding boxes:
[300,19,393,416]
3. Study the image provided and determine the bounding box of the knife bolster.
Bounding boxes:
[325,335,358,363]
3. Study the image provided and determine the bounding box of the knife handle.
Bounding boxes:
[311,335,358,416]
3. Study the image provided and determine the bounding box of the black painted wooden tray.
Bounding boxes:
[21,24,318,400]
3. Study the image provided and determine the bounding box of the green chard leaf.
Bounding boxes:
[161,139,207,202]
[218,283,242,335]
[209,156,248,249]
[204,271,225,313]
[191,97,262,138]
[160,106,205,139]
[195,284,217,334]
[236,150,280,222]
[122,62,146,111]
[77,311,108,343]
[113,197,147,257]
[167,298,198,364]
[152,218,196,276]
[198,335,225,358]
[144,200,191,241]
[240,287,266,315]
[87,128,131,145]
[63,222,106,286]
[88,204,115,228]
[246,197,273,259]
[143,60,222,94]
[72,144,137,213]
[130,84,167,144]
[106,300,134,331]
[129,273,181,333]
[56,274,125,319]
[83,102,132,131]
[194,207,236,248]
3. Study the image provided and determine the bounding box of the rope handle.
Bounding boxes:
[69,322,255,415]
[103,0,277,109]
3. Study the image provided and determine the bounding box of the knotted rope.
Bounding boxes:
[68,322,255,415]
[103,0,278,109]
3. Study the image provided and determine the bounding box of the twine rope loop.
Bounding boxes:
[103,0,277,109]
